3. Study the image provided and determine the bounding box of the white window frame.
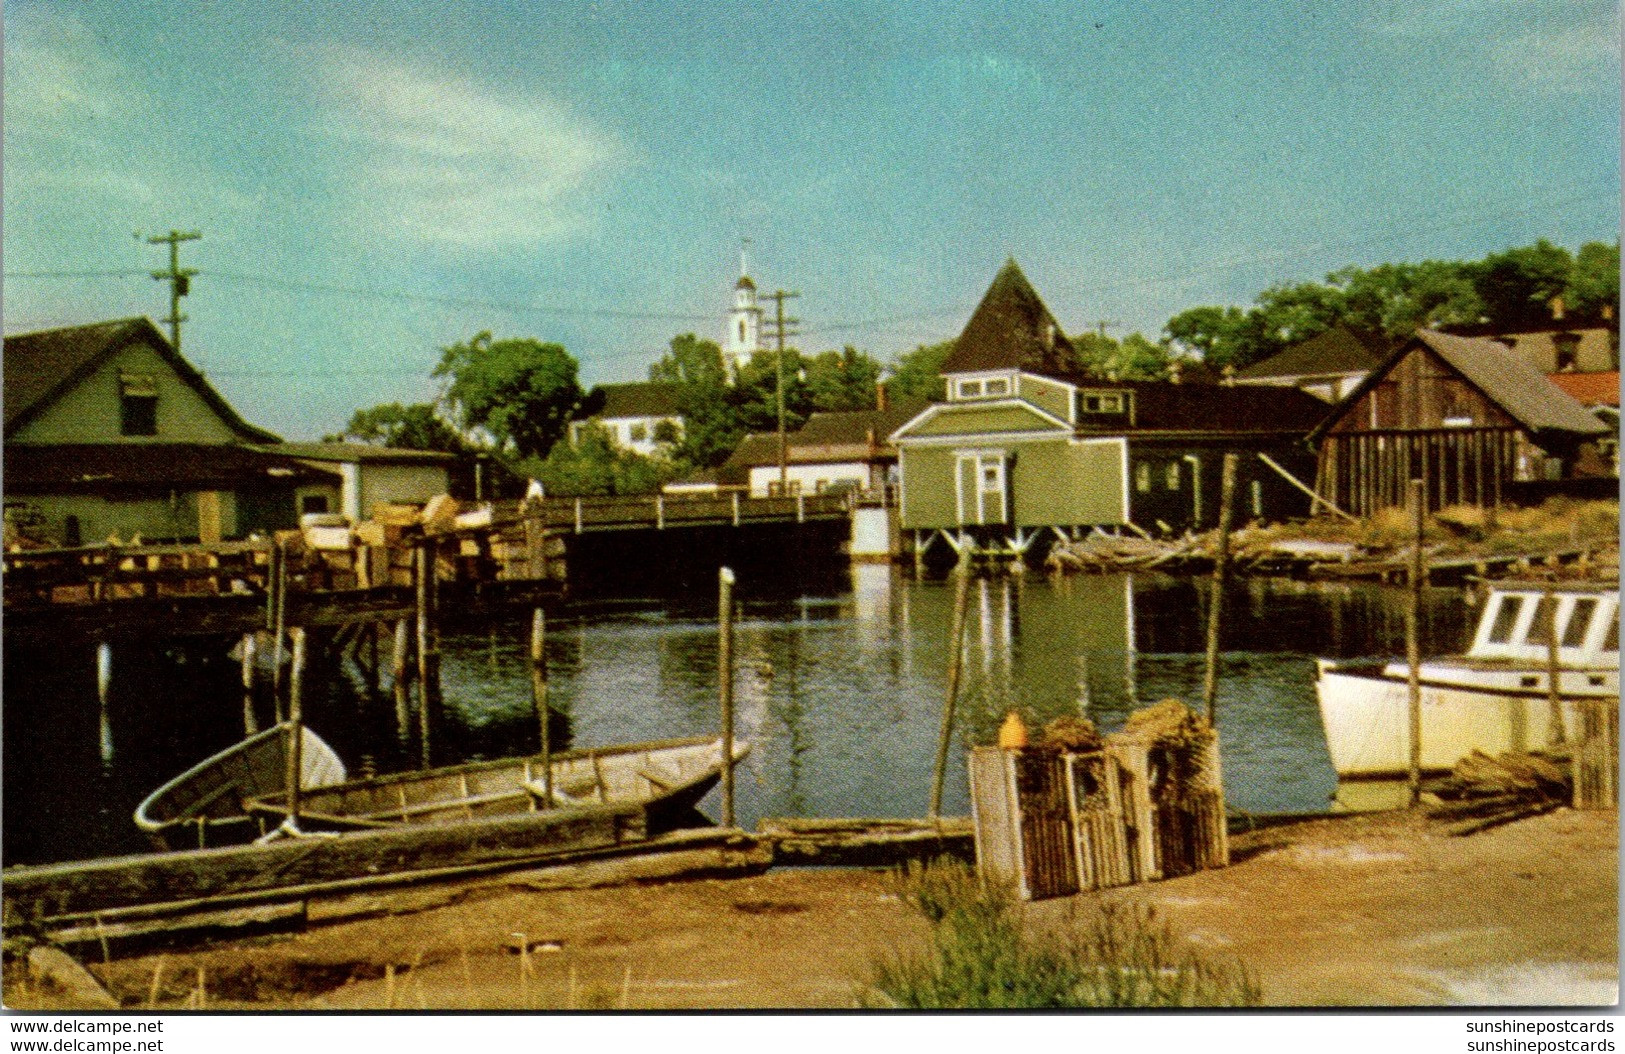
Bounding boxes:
[954,450,1008,525]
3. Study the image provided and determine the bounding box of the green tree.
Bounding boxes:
[888,339,955,403]
[326,402,468,452]
[804,346,881,411]
[650,334,740,468]
[1163,306,1264,370]
[1565,241,1621,320]
[434,332,584,459]
[530,424,676,497]
[1472,239,1572,329]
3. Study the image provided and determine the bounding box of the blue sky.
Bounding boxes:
[4,0,1619,440]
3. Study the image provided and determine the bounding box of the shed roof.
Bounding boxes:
[1310,330,1610,441]
[940,259,1078,377]
[267,442,457,465]
[1236,327,1389,380]
[592,382,682,419]
[3,317,280,442]
[5,443,330,491]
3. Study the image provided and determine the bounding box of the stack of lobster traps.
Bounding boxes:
[968,701,1228,901]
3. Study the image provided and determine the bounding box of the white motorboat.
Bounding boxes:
[1316,581,1618,780]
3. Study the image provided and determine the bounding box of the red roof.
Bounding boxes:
[1546,371,1620,408]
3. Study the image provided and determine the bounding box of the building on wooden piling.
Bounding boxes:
[1308,329,1612,517]
[3,318,330,547]
[888,259,1329,550]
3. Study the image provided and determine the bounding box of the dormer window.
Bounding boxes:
[1079,391,1125,414]
[957,379,983,399]
[984,378,1009,396]
[119,373,158,436]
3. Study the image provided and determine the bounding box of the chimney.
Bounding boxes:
[875,378,889,413]
[1167,359,1183,385]
[1603,302,1615,322]
[1221,363,1236,387]
[1551,295,1566,321]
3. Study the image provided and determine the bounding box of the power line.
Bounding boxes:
[206,270,715,323]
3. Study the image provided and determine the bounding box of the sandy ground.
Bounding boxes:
[6,807,1616,1010]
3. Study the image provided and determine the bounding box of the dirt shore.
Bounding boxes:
[7,808,1616,1010]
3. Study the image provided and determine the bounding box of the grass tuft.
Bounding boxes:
[864,860,1260,1009]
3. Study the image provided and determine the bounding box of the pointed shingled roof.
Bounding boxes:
[1236,326,1389,380]
[940,259,1078,377]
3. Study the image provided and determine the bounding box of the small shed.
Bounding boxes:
[1309,330,1610,517]
[265,443,456,522]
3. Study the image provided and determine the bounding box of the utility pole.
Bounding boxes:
[147,230,201,360]
[761,289,800,494]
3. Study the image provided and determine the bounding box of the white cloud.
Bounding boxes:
[1364,0,1618,94]
[1490,21,1620,93]
[319,49,625,248]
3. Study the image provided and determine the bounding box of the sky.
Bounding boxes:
[4,0,1619,440]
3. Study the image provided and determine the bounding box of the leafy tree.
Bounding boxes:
[732,347,813,434]
[650,334,741,468]
[326,402,469,452]
[529,424,676,497]
[434,332,584,459]
[1565,241,1621,320]
[804,346,881,411]
[888,339,955,403]
[1472,240,1572,329]
[1164,306,1262,370]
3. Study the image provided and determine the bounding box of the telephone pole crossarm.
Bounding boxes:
[146,229,202,358]
[761,290,801,494]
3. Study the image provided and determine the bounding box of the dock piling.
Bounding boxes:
[285,627,307,830]
[530,607,552,807]
[95,641,114,763]
[929,567,972,820]
[391,618,411,743]
[1201,453,1238,725]
[1406,478,1425,807]
[240,633,258,735]
[718,567,736,828]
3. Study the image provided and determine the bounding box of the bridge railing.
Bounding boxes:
[524,492,851,531]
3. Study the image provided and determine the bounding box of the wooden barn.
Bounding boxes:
[1309,330,1610,517]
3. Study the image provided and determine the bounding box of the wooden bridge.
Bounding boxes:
[523,491,852,533]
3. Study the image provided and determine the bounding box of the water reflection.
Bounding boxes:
[3,569,1478,864]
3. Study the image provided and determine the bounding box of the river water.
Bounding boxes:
[3,569,1477,865]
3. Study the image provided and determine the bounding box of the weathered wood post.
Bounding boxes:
[391,618,412,742]
[284,627,307,830]
[718,566,737,828]
[524,502,547,581]
[270,538,290,723]
[415,542,439,768]
[1202,453,1239,725]
[1545,585,1567,747]
[929,567,972,820]
[240,633,259,735]
[1406,478,1426,806]
[530,607,552,807]
[95,641,114,763]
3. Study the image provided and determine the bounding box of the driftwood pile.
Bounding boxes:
[1044,528,1614,584]
[1424,750,1572,837]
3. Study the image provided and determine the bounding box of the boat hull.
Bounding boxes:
[1316,663,1610,779]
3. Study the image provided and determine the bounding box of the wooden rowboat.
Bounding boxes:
[136,727,747,851]
[134,722,348,850]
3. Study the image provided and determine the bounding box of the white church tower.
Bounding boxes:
[725,242,762,375]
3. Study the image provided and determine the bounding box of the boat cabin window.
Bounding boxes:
[1562,598,1599,648]
[1487,596,1524,644]
[1526,597,1558,646]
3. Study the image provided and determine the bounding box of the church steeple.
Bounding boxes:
[726,239,762,373]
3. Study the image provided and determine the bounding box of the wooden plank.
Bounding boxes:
[4,806,639,922]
